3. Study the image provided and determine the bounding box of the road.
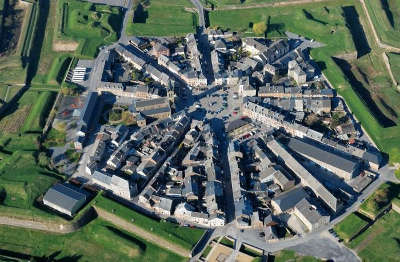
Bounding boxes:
[190,0,205,28]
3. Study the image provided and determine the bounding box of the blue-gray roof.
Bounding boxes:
[43,184,86,213]
[80,92,98,126]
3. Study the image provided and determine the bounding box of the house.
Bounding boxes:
[288,60,306,85]
[226,118,253,138]
[270,187,308,214]
[153,197,174,216]
[292,198,330,231]
[43,183,87,217]
[287,138,361,181]
[242,38,268,55]
[151,43,170,57]
[92,171,132,200]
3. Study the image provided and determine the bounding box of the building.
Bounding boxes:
[131,97,171,120]
[271,187,308,214]
[92,171,132,200]
[288,60,306,85]
[43,183,87,217]
[115,45,146,70]
[226,118,253,138]
[267,139,338,212]
[153,197,174,216]
[292,198,330,231]
[287,138,361,181]
[74,92,98,150]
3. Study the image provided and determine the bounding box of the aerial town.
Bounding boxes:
[45,27,382,241]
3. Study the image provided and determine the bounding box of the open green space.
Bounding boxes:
[334,212,369,241]
[364,0,400,48]
[359,182,400,218]
[219,236,234,248]
[209,0,400,163]
[21,91,55,133]
[388,52,400,84]
[58,0,122,57]
[0,219,185,262]
[32,0,123,86]
[126,0,198,36]
[273,250,322,262]
[347,211,400,262]
[94,195,204,251]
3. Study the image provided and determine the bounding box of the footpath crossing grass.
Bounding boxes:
[334,213,369,242]
[0,219,185,262]
[364,0,400,48]
[126,0,198,36]
[347,211,400,262]
[95,195,204,251]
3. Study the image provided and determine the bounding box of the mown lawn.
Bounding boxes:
[94,195,205,251]
[0,219,186,262]
[364,0,400,48]
[21,91,56,133]
[209,0,400,163]
[359,182,400,218]
[334,213,369,241]
[126,0,198,36]
[347,211,400,262]
[388,52,400,84]
[273,250,322,262]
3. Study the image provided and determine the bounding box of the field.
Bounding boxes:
[126,0,198,36]
[359,182,400,218]
[31,0,122,86]
[347,211,400,262]
[334,213,369,241]
[94,195,204,251]
[388,52,400,84]
[364,0,400,48]
[273,250,322,262]
[0,219,185,262]
[209,0,400,163]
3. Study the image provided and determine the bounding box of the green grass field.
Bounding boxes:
[364,0,400,48]
[388,52,400,84]
[209,0,400,163]
[0,219,185,262]
[273,250,322,262]
[21,91,55,133]
[94,195,204,251]
[334,213,369,241]
[202,0,296,8]
[347,211,400,262]
[359,182,400,218]
[126,0,198,36]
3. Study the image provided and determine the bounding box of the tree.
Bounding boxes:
[38,152,50,167]
[252,21,267,36]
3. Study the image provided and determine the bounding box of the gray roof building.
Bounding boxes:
[43,183,87,216]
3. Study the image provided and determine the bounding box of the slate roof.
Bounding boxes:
[287,138,359,173]
[272,187,308,212]
[43,183,86,213]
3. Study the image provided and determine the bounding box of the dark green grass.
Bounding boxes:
[334,213,369,241]
[126,0,197,36]
[364,0,400,48]
[388,52,400,84]
[94,195,204,251]
[0,219,186,262]
[273,250,322,262]
[347,211,400,261]
[359,182,400,218]
[21,91,56,133]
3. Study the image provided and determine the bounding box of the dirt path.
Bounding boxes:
[214,0,337,10]
[0,215,76,233]
[353,226,383,253]
[94,207,191,258]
